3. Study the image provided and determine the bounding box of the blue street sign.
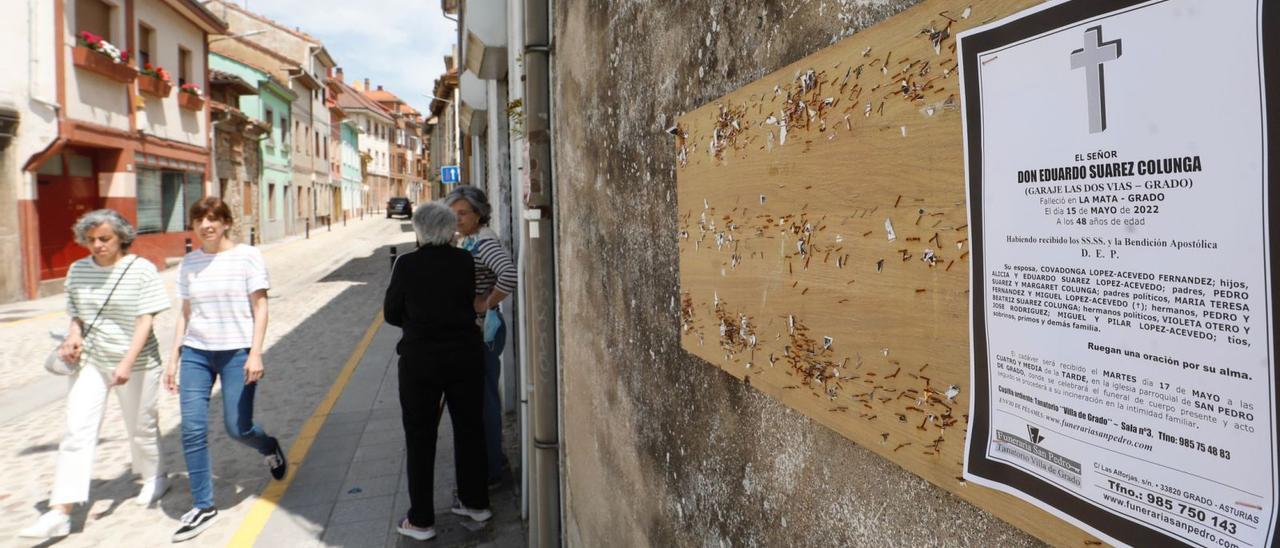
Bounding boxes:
[441,165,460,184]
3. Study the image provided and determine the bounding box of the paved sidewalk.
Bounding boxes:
[251,322,525,548]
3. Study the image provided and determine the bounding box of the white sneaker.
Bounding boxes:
[17,509,70,539]
[396,518,436,540]
[450,501,493,522]
[136,475,169,505]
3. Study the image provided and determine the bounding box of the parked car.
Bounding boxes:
[387,197,413,219]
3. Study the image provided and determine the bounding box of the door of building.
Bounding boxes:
[36,152,101,279]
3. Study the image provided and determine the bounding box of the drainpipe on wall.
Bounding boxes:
[28,0,60,111]
[453,87,462,178]
[523,0,560,545]
[505,0,531,521]
[22,0,62,170]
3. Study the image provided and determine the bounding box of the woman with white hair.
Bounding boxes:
[385,202,492,541]
[444,185,516,486]
[20,209,171,540]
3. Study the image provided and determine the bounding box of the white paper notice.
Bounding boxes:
[960,1,1279,547]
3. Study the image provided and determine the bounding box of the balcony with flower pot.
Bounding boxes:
[72,31,136,84]
[178,84,205,111]
[137,65,173,98]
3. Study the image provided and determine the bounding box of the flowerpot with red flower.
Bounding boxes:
[73,31,135,83]
[137,64,172,98]
[178,84,205,111]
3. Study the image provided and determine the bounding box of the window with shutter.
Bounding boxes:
[76,0,112,42]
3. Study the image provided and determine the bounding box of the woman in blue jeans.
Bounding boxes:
[163,197,287,543]
[446,186,517,485]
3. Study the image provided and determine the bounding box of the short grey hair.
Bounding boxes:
[412,202,458,246]
[443,185,491,225]
[73,209,137,250]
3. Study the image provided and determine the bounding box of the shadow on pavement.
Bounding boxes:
[17,443,60,456]
[27,469,151,546]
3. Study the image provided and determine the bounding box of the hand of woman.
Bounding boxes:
[474,294,489,314]
[58,335,82,364]
[163,362,179,393]
[111,363,132,386]
[244,353,265,385]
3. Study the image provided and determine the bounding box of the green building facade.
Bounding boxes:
[209,52,297,243]
[341,119,364,215]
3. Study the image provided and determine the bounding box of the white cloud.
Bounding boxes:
[221,0,456,115]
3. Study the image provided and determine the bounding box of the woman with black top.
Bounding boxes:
[384,202,492,541]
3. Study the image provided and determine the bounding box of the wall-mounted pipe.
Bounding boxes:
[523,0,560,544]
[29,0,60,111]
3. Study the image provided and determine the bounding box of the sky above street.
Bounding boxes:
[217,0,456,116]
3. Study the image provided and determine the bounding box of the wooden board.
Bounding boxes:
[675,1,1106,545]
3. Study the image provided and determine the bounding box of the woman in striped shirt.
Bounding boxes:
[446,186,517,485]
[163,197,287,542]
[20,210,170,540]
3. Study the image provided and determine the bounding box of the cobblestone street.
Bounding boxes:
[0,218,522,547]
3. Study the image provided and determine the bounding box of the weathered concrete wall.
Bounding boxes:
[552,1,1045,545]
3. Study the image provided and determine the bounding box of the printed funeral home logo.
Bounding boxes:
[1027,425,1045,444]
[1069,25,1123,134]
[996,428,1083,487]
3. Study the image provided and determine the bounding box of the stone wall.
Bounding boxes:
[552,0,1044,545]
[214,123,262,243]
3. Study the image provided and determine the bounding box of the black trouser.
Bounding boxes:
[398,350,489,527]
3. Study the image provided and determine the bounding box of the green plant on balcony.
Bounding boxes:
[72,31,136,83]
[77,31,129,64]
[137,64,173,98]
[177,83,205,111]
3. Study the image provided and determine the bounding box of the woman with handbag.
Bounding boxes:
[19,209,171,540]
[163,197,287,543]
[445,186,517,487]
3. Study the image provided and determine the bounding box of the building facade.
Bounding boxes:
[362,85,407,199]
[427,59,462,201]
[8,0,225,299]
[340,119,361,216]
[364,85,432,204]
[0,0,59,303]
[326,72,344,219]
[207,41,299,242]
[208,52,296,244]
[208,69,267,244]
[207,0,335,229]
[335,77,392,213]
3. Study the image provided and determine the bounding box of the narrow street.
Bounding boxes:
[0,218,522,547]
[11,0,1258,545]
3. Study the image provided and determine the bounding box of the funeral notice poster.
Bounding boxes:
[960,1,1280,546]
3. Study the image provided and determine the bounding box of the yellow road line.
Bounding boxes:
[226,312,385,547]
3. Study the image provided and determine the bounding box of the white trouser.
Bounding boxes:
[50,366,163,505]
